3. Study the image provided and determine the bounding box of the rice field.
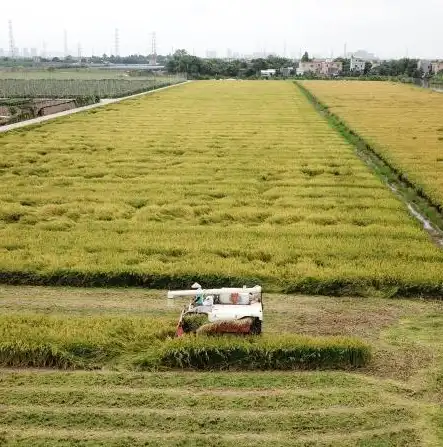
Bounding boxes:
[300,81,443,208]
[0,285,442,446]
[0,69,154,80]
[0,81,442,295]
[0,76,184,98]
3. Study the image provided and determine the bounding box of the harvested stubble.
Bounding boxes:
[300,80,443,208]
[1,81,443,296]
[158,334,371,370]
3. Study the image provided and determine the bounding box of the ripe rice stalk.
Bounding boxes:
[159,334,371,370]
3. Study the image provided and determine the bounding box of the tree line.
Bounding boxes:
[1,50,439,80]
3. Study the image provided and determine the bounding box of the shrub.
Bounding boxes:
[158,334,371,370]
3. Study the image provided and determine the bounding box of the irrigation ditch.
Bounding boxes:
[295,81,443,249]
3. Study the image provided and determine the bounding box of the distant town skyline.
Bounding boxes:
[2,0,442,60]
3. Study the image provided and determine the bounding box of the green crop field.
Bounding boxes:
[0,285,442,446]
[0,81,442,295]
[299,81,443,208]
[0,69,154,80]
[0,76,184,98]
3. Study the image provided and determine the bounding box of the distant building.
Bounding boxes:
[0,48,4,57]
[22,48,30,58]
[350,56,366,72]
[320,60,343,76]
[296,59,342,76]
[417,60,432,74]
[431,61,443,74]
[31,48,38,58]
[297,59,323,75]
[352,50,378,62]
[206,50,217,59]
[261,69,277,77]
[280,67,294,77]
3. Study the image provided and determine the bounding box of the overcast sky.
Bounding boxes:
[1,0,442,59]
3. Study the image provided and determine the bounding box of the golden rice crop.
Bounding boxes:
[300,80,443,207]
[0,81,442,295]
[158,334,371,370]
[0,314,176,368]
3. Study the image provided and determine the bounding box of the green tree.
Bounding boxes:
[363,62,373,75]
[301,52,311,62]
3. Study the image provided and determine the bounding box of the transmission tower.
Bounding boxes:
[8,20,16,59]
[115,28,120,56]
[64,29,68,58]
[150,32,157,65]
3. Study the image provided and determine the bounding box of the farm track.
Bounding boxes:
[0,81,190,133]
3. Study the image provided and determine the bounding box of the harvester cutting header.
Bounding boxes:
[167,284,263,336]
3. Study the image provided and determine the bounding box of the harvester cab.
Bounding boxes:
[167,284,263,337]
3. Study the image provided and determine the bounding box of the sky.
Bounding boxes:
[1,0,442,59]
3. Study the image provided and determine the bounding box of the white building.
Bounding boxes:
[350,56,366,72]
[280,67,294,77]
[261,69,277,77]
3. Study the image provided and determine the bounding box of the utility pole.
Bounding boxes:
[77,42,82,61]
[150,32,157,65]
[344,43,347,59]
[8,20,16,59]
[64,29,68,58]
[115,28,120,57]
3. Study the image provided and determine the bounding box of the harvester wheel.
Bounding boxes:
[250,318,262,335]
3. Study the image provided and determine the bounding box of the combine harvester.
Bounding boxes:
[167,284,263,336]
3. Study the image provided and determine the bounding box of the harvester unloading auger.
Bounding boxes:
[167,284,263,336]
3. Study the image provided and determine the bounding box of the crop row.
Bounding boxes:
[0,314,370,370]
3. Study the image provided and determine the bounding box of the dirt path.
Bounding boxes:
[0,81,190,133]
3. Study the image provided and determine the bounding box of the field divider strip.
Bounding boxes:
[0,384,372,397]
[295,81,443,248]
[0,80,191,134]
[0,403,405,417]
[0,423,417,444]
